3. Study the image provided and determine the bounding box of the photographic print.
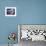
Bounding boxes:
[5,7,16,16]
[18,24,46,41]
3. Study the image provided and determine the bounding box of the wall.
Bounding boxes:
[0,0,46,44]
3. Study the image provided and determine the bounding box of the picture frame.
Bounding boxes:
[5,7,16,16]
[18,24,46,42]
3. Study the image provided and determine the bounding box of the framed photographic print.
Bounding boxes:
[5,7,16,16]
